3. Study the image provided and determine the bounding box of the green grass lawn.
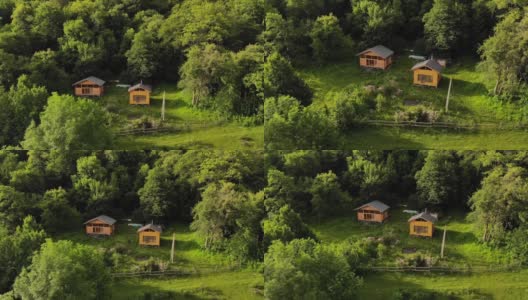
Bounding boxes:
[342,127,528,150]
[298,56,528,149]
[56,223,263,300]
[310,209,525,299]
[93,84,263,149]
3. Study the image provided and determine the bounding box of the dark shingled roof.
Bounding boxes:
[355,200,390,213]
[357,45,394,59]
[411,59,443,73]
[408,211,438,223]
[73,76,106,86]
[137,223,163,233]
[84,215,116,225]
[128,83,152,92]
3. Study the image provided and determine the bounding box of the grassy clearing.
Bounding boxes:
[310,209,525,299]
[311,209,509,266]
[359,271,528,300]
[342,127,528,150]
[298,56,528,149]
[56,223,263,300]
[94,84,263,149]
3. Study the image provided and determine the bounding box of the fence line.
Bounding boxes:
[359,119,528,130]
[359,265,523,273]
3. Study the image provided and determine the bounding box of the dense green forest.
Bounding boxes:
[0,0,527,149]
[1,150,528,298]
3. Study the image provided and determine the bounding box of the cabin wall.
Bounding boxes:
[357,205,388,223]
[413,69,441,87]
[129,90,151,105]
[74,80,104,96]
[85,221,114,235]
[409,220,434,237]
[359,52,391,70]
[139,231,160,246]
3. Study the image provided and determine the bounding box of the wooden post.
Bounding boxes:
[440,227,447,258]
[170,233,175,263]
[161,91,166,122]
[445,78,452,112]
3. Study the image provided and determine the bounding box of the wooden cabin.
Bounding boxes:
[411,59,443,88]
[138,223,162,246]
[128,82,152,105]
[355,200,390,223]
[357,45,394,70]
[73,76,105,97]
[84,215,116,236]
[408,211,438,238]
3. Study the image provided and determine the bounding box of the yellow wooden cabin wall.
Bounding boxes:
[357,205,389,223]
[139,230,160,246]
[129,90,151,105]
[409,220,434,237]
[359,51,392,70]
[74,80,104,97]
[413,68,441,88]
[85,219,114,235]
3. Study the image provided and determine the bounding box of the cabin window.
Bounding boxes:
[143,236,157,243]
[82,87,92,94]
[413,225,428,234]
[418,74,433,83]
[133,95,147,104]
[92,226,102,233]
[366,59,376,66]
[364,213,374,220]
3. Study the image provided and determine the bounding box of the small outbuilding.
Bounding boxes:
[73,76,105,97]
[84,215,116,236]
[128,82,152,105]
[411,59,443,88]
[408,211,438,238]
[357,45,394,70]
[355,200,390,223]
[138,223,162,246]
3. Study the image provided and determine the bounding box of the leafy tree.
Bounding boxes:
[71,155,116,215]
[309,14,350,62]
[13,239,111,300]
[191,181,253,250]
[264,96,337,150]
[39,188,81,234]
[423,0,469,53]
[264,238,362,300]
[126,14,171,80]
[0,216,46,294]
[469,165,528,243]
[349,0,403,46]
[179,44,236,106]
[347,154,389,199]
[263,204,315,248]
[263,52,313,106]
[310,171,350,219]
[22,93,113,150]
[479,8,528,98]
[415,151,460,208]
[0,185,36,228]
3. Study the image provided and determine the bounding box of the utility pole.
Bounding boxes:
[161,91,166,122]
[170,233,175,263]
[441,227,447,258]
[445,78,453,112]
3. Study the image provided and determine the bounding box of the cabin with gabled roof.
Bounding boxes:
[138,223,162,246]
[357,45,394,70]
[408,211,438,237]
[355,200,390,223]
[128,82,152,105]
[84,215,116,236]
[73,76,105,97]
[411,59,443,88]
